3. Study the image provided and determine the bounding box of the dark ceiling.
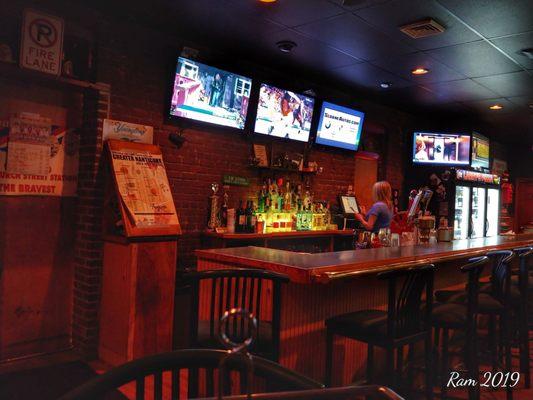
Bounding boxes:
[93,0,533,142]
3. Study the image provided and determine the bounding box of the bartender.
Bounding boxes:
[355,181,393,233]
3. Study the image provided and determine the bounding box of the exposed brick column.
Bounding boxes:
[72,84,110,359]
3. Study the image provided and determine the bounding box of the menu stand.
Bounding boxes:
[99,140,181,366]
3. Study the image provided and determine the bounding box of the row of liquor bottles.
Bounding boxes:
[218,178,333,233]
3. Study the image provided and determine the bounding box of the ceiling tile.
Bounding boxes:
[423,79,499,102]
[328,0,391,10]
[437,0,533,39]
[491,32,533,70]
[473,71,533,98]
[371,52,467,83]
[386,85,456,106]
[426,41,522,78]
[227,0,346,28]
[295,13,416,61]
[353,0,481,51]
[507,96,533,108]
[258,29,362,70]
[332,62,413,89]
[460,98,518,114]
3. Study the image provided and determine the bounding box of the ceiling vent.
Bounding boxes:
[400,18,445,39]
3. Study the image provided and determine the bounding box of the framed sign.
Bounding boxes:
[20,9,64,76]
[103,119,153,144]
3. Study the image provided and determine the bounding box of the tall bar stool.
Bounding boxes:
[434,251,517,399]
[183,268,289,362]
[325,264,435,399]
[514,247,532,388]
[430,256,489,400]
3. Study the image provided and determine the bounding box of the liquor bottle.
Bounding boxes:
[245,201,254,233]
[236,200,245,233]
[258,183,266,213]
[284,181,292,211]
[221,186,229,227]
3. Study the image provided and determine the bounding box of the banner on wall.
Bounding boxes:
[0,114,79,196]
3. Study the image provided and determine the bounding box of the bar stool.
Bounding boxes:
[183,268,289,362]
[515,247,532,388]
[324,264,435,399]
[434,251,517,400]
[431,256,489,400]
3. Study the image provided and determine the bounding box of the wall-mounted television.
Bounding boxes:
[254,83,314,143]
[471,132,490,169]
[412,132,471,165]
[315,101,364,151]
[169,57,252,129]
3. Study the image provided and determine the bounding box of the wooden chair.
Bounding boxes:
[197,384,405,399]
[184,269,289,362]
[325,264,435,399]
[58,349,322,400]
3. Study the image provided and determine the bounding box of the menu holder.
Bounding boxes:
[104,139,181,238]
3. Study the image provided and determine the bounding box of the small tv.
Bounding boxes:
[316,101,365,151]
[471,132,490,169]
[412,132,471,165]
[254,83,315,143]
[169,57,252,129]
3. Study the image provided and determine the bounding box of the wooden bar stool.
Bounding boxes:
[325,264,435,399]
[183,268,289,362]
[431,256,489,400]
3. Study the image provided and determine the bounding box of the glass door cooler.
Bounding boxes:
[451,169,501,240]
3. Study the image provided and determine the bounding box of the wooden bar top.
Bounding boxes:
[196,234,533,284]
[203,229,353,240]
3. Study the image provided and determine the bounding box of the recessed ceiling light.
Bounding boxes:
[380,82,392,89]
[276,40,297,53]
[411,67,429,75]
[489,104,503,110]
[259,0,277,2]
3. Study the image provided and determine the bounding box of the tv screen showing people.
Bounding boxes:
[471,132,490,169]
[170,57,252,129]
[316,101,365,151]
[254,83,315,143]
[412,132,471,165]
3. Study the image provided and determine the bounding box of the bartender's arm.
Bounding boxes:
[355,212,377,231]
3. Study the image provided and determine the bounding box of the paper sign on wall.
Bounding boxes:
[103,119,153,144]
[20,8,64,76]
[0,114,79,197]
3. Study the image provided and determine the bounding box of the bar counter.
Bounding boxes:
[196,234,533,283]
[196,234,533,384]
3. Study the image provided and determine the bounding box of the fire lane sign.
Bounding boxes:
[20,9,64,76]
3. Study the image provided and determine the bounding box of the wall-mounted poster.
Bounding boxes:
[0,113,79,196]
[103,119,153,144]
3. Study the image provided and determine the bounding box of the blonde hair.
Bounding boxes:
[372,181,392,210]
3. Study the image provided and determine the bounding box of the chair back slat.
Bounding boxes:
[378,265,435,339]
[171,369,180,400]
[154,371,163,400]
[136,377,145,400]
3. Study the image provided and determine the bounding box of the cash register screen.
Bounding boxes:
[340,195,359,216]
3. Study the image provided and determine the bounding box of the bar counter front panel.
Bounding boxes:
[196,234,533,384]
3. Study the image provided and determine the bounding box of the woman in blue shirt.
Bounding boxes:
[355,181,393,233]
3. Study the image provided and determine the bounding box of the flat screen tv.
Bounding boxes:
[169,57,252,129]
[412,132,471,165]
[254,83,315,143]
[316,101,364,151]
[471,132,490,169]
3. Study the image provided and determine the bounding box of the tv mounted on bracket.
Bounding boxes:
[412,131,471,166]
[169,56,252,130]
